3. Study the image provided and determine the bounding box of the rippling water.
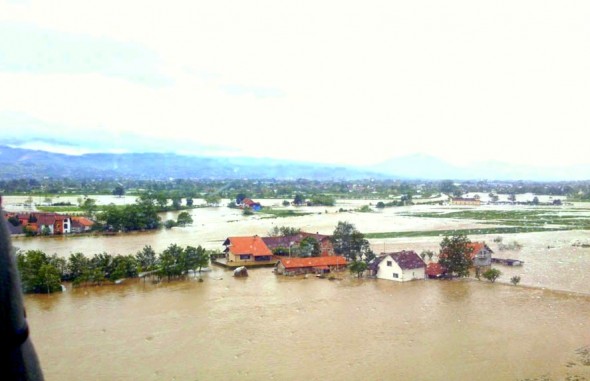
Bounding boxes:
[25,268,590,381]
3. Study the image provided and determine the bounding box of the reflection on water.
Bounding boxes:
[25,268,590,381]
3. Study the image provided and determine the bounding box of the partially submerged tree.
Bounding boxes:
[299,236,320,257]
[136,245,157,272]
[510,275,521,286]
[349,260,368,278]
[112,185,125,197]
[204,193,222,206]
[293,193,305,206]
[482,268,501,283]
[185,245,209,276]
[438,234,472,278]
[16,250,62,293]
[267,225,301,237]
[159,244,184,281]
[81,197,98,216]
[176,211,193,226]
[331,221,374,262]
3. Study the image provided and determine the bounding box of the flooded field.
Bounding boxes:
[6,195,590,379]
[8,196,590,294]
[25,268,590,381]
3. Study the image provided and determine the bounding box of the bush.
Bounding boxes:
[176,211,193,226]
[498,241,523,251]
[357,205,372,213]
[493,236,503,243]
[164,219,177,229]
[242,208,254,216]
[482,268,502,283]
[510,275,521,286]
[23,226,37,236]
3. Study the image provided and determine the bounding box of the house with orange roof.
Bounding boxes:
[274,256,348,275]
[223,235,273,264]
[71,216,95,233]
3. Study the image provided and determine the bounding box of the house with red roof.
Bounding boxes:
[369,251,426,282]
[240,198,262,211]
[33,213,71,235]
[4,212,72,235]
[223,236,273,264]
[275,256,347,276]
[71,216,95,233]
[426,262,447,279]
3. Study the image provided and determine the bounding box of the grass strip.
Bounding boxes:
[259,208,312,218]
[365,226,568,239]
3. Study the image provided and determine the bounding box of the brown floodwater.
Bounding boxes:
[9,196,590,379]
[25,268,590,381]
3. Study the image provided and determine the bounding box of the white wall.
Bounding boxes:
[376,255,425,282]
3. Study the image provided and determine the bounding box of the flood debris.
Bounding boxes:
[233,266,248,277]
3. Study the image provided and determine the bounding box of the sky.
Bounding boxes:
[1,0,589,169]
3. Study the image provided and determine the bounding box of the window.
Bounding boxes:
[392,273,399,278]
[386,261,392,267]
[239,255,251,260]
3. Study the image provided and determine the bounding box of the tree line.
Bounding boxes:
[16,244,211,294]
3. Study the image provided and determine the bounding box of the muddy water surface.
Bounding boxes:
[9,196,590,379]
[26,268,590,381]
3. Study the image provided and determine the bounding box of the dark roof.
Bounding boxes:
[5,221,23,235]
[371,250,425,271]
[223,236,272,256]
[262,235,300,249]
[262,232,331,249]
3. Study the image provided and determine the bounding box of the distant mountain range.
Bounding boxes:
[0,146,587,181]
[0,145,385,180]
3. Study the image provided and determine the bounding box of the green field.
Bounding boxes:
[400,209,590,229]
[365,226,567,239]
[259,208,313,219]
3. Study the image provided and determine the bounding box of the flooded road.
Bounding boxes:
[25,268,590,381]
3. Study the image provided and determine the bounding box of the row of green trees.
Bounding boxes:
[97,194,194,232]
[1,177,581,201]
[15,244,211,294]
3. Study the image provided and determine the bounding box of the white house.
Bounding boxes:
[370,251,426,282]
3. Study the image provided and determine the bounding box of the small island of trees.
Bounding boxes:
[16,244,211,294]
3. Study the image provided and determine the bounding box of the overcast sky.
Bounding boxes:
[1,0,589,168]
